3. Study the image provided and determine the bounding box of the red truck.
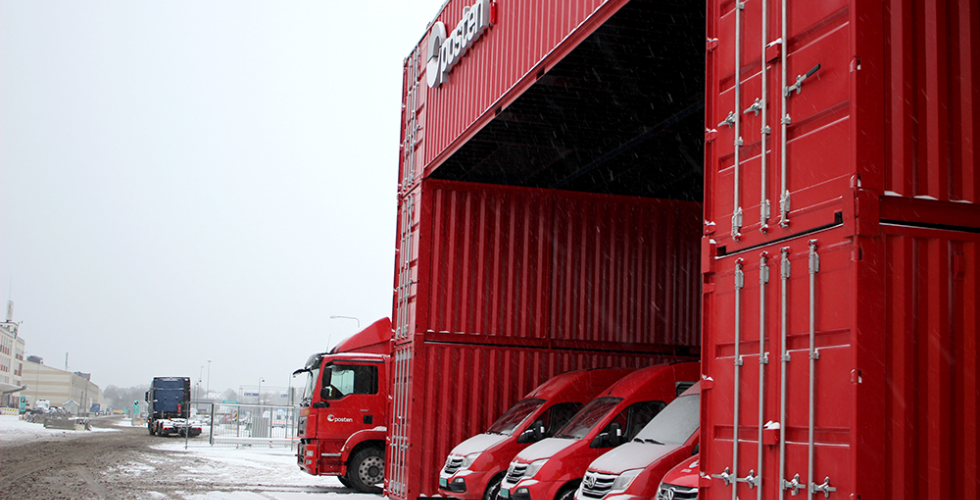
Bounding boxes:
[295,317,392,493]
[439,368,635,500]
[499,362,699,500]
[575,382,701,500]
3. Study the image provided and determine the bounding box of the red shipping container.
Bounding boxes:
[385,339,679,500]
[705,0,980,252]
[396,179,702,349]
[399,0,642,192]
[700,218,979,500]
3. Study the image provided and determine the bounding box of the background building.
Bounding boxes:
[21,360,106,414]
[0,315,26,408]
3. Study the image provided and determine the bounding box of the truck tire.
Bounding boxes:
[347,447,385,494]
[338,475,353,489]
[483,474,504,500]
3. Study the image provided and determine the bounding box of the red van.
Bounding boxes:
[574,383,701,500]
[440,368,635,500]
[499,363,699,500]
[656,455,699,500]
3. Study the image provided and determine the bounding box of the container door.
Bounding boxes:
[702,227,855,500]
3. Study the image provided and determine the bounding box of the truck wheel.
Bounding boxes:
[483,474,504,500]
[347,447,385,494]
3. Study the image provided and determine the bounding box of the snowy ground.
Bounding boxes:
[0,415,386,499]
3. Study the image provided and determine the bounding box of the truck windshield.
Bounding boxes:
[632,394,700,445]
[301,366,321,406]
[487,398,545,435]
[554,397,622,440]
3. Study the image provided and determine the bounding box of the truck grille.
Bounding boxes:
[580,472,616,499]
[505,463,528,484]
[444,457,464,475]
[656,484,698,500]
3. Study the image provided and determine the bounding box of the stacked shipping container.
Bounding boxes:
[702,0,979,499]
[388,180,702,500]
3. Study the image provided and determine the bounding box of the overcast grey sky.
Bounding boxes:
[1,1,438,395]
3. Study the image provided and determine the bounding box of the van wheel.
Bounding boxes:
[555,483,579,500]
[483,474,504,500]
[347,447,384,493]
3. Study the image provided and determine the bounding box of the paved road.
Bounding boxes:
[0,416,349,499]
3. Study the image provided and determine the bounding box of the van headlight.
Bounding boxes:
[524,459,548,479]
[610,469,643,492]
[462,452,481,469]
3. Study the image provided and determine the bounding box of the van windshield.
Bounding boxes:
[554,397,622,440]
[488,398,545,436]
[633,394,700,445]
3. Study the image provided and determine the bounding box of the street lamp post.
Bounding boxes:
[206,360,211,400]
[257,378,265,405]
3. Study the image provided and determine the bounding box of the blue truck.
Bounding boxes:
[145,376,201,437]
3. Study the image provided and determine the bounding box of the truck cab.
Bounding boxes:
[296,317,392,493]
[146,377,193,436]
[439,368,635,500]
[499,362,699,500]
[574,382,701,500]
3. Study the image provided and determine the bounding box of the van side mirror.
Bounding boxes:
[590,423,624,449]
[517,421,546,444]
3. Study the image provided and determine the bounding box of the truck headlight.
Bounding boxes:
[524,459,548,479]
[462,452,481,469]
[610,469,643,492]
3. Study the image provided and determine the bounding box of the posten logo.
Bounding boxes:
[426,0,492,88]
[327,414,354,423]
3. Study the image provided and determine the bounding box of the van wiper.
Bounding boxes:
[641,438,664,445]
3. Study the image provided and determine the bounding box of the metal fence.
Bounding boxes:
[186,401,299,448]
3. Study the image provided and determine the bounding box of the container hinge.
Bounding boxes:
[737,2,744,9]
[732,208,743,240]
[744,98,763,116]
[811,349,820,360]
[782,474,806,495]
[712,467,733,486]
[809,241,820,274]
[718,111,736,128]
[779,191,791,226]
[785,64,821,96]
[762,125,771,135]
[811,477,837,498]
[781,248,791,278]
[734,260,745,289]
[736,356,744,367]
[761,352,770,364]
[736,136,744,147]
[736,470,761,489]
[761,200,771,232]
[760,254,770,284]
[781,114,792,125]
[706,37,719,51]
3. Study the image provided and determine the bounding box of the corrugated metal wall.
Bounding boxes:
[413,179,702,349]
[878,225,979,500]
[387,340,678,500]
